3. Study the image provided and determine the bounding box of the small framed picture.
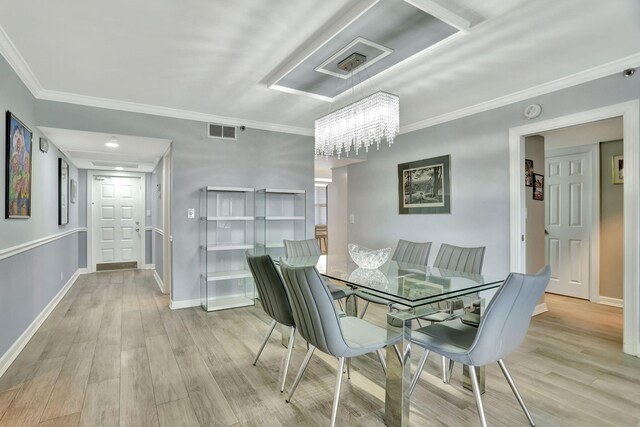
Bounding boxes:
[70,178,77,204]
[39,137,49,153]
[525,159,534,187]
[533,173,544,201]
[612,154,623,184]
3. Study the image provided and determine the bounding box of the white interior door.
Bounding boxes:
[545,151,592,299]
[92,174,144,269]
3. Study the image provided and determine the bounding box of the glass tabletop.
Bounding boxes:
[281,254,504,309]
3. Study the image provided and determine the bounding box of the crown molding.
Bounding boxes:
[0,25,43,96]
[0,24,313,137]
[400,52,640,135]
[37,89,314,136]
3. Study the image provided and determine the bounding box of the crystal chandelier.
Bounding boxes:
[315,91,400,159]
[313,51,399,159]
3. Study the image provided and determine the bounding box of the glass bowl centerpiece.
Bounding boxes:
[348,243,391,269]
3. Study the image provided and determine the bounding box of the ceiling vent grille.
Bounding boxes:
[208,123,237,141]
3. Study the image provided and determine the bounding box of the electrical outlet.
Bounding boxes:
[349,214,355,224]
[60,271,63,281]
[188,208,195,219]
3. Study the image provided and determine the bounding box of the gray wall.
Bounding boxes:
[0,54,83,360]
[346,72,640,282]
[525,136,546,275]
[33,89,314,304]
[328,166,348,257]
[600,140,624,299]
[0,233,80,355]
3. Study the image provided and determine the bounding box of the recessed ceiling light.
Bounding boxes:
[106,136,119,148]
[115,166,124,171]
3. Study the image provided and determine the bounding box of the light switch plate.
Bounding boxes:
[146,209,151,216]
[188,208,195,219]
[349,214,355,224]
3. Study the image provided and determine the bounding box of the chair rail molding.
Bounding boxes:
[509,99,640,357]
[0,227,87,261]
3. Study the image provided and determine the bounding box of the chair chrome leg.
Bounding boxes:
[253,320,277,366]
[286,345,315,403]
[498,359,535,426]
[331,357,346,427]
[441,356,449,383]
[337,299,344,311]
[393,344,403,364]
[447,359,455,384]
[376,349,387,374]
[469,365,487,427]
[346,358,351,379]
[280,326,296,392]
[358,301,370,319]
[410,349,430,395]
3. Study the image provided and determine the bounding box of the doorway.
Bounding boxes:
[509,100,640,357]
[88,171,146,271]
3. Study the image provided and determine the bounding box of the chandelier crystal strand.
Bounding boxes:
[315,91,399,159]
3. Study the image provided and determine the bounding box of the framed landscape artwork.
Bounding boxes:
[5,111,33,219]
[612,154,623,184]
[533,173,544,201]
[59,158,69,225]
[398,155,451,214]
[525,159,534,187]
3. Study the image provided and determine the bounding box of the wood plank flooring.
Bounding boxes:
[0,270,638,426]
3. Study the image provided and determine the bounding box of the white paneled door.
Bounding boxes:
[92,174,143,268]
[545,151,592,299]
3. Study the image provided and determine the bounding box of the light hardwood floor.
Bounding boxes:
[0,270,638,426]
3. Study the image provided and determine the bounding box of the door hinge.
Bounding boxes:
[521,235,525,242]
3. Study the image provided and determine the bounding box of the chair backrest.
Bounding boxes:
[434,243,485,274]
[283,239,321,257]
[392,239,431,266]
[246,254,294,327]
[467,266,550,366]
[279,260,347,356]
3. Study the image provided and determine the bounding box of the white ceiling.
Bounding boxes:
[38,128,171,172]
[1,0,639,135]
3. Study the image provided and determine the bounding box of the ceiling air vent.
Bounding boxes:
[208,123,237,141]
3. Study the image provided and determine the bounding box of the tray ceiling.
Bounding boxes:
[0,0,638,134]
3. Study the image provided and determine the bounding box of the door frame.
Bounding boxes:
[544,144,600,301]
[87,170,147,273]
[509,100,639,357]
[161,147,172,297]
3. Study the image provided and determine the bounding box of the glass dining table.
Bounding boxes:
[282,254,504,427]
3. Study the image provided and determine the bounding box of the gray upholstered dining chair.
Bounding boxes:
[409,266,550,427]
[434,243,485,274]
[417,243,486,383]
[283,239,354,302]
[356,239,432,318]
[279,260,401,427]
[246,253,296,392]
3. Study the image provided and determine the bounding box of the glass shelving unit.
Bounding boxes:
[200,186,255,311]
[255,188,306,259]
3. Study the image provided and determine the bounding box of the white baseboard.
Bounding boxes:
[170,298,201,310]
[153,269,165,294]
[0,268,81,378]
[599,296,623,308]
[533,303,549,316]
[78,268,89,275]
[143,264,156,270]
